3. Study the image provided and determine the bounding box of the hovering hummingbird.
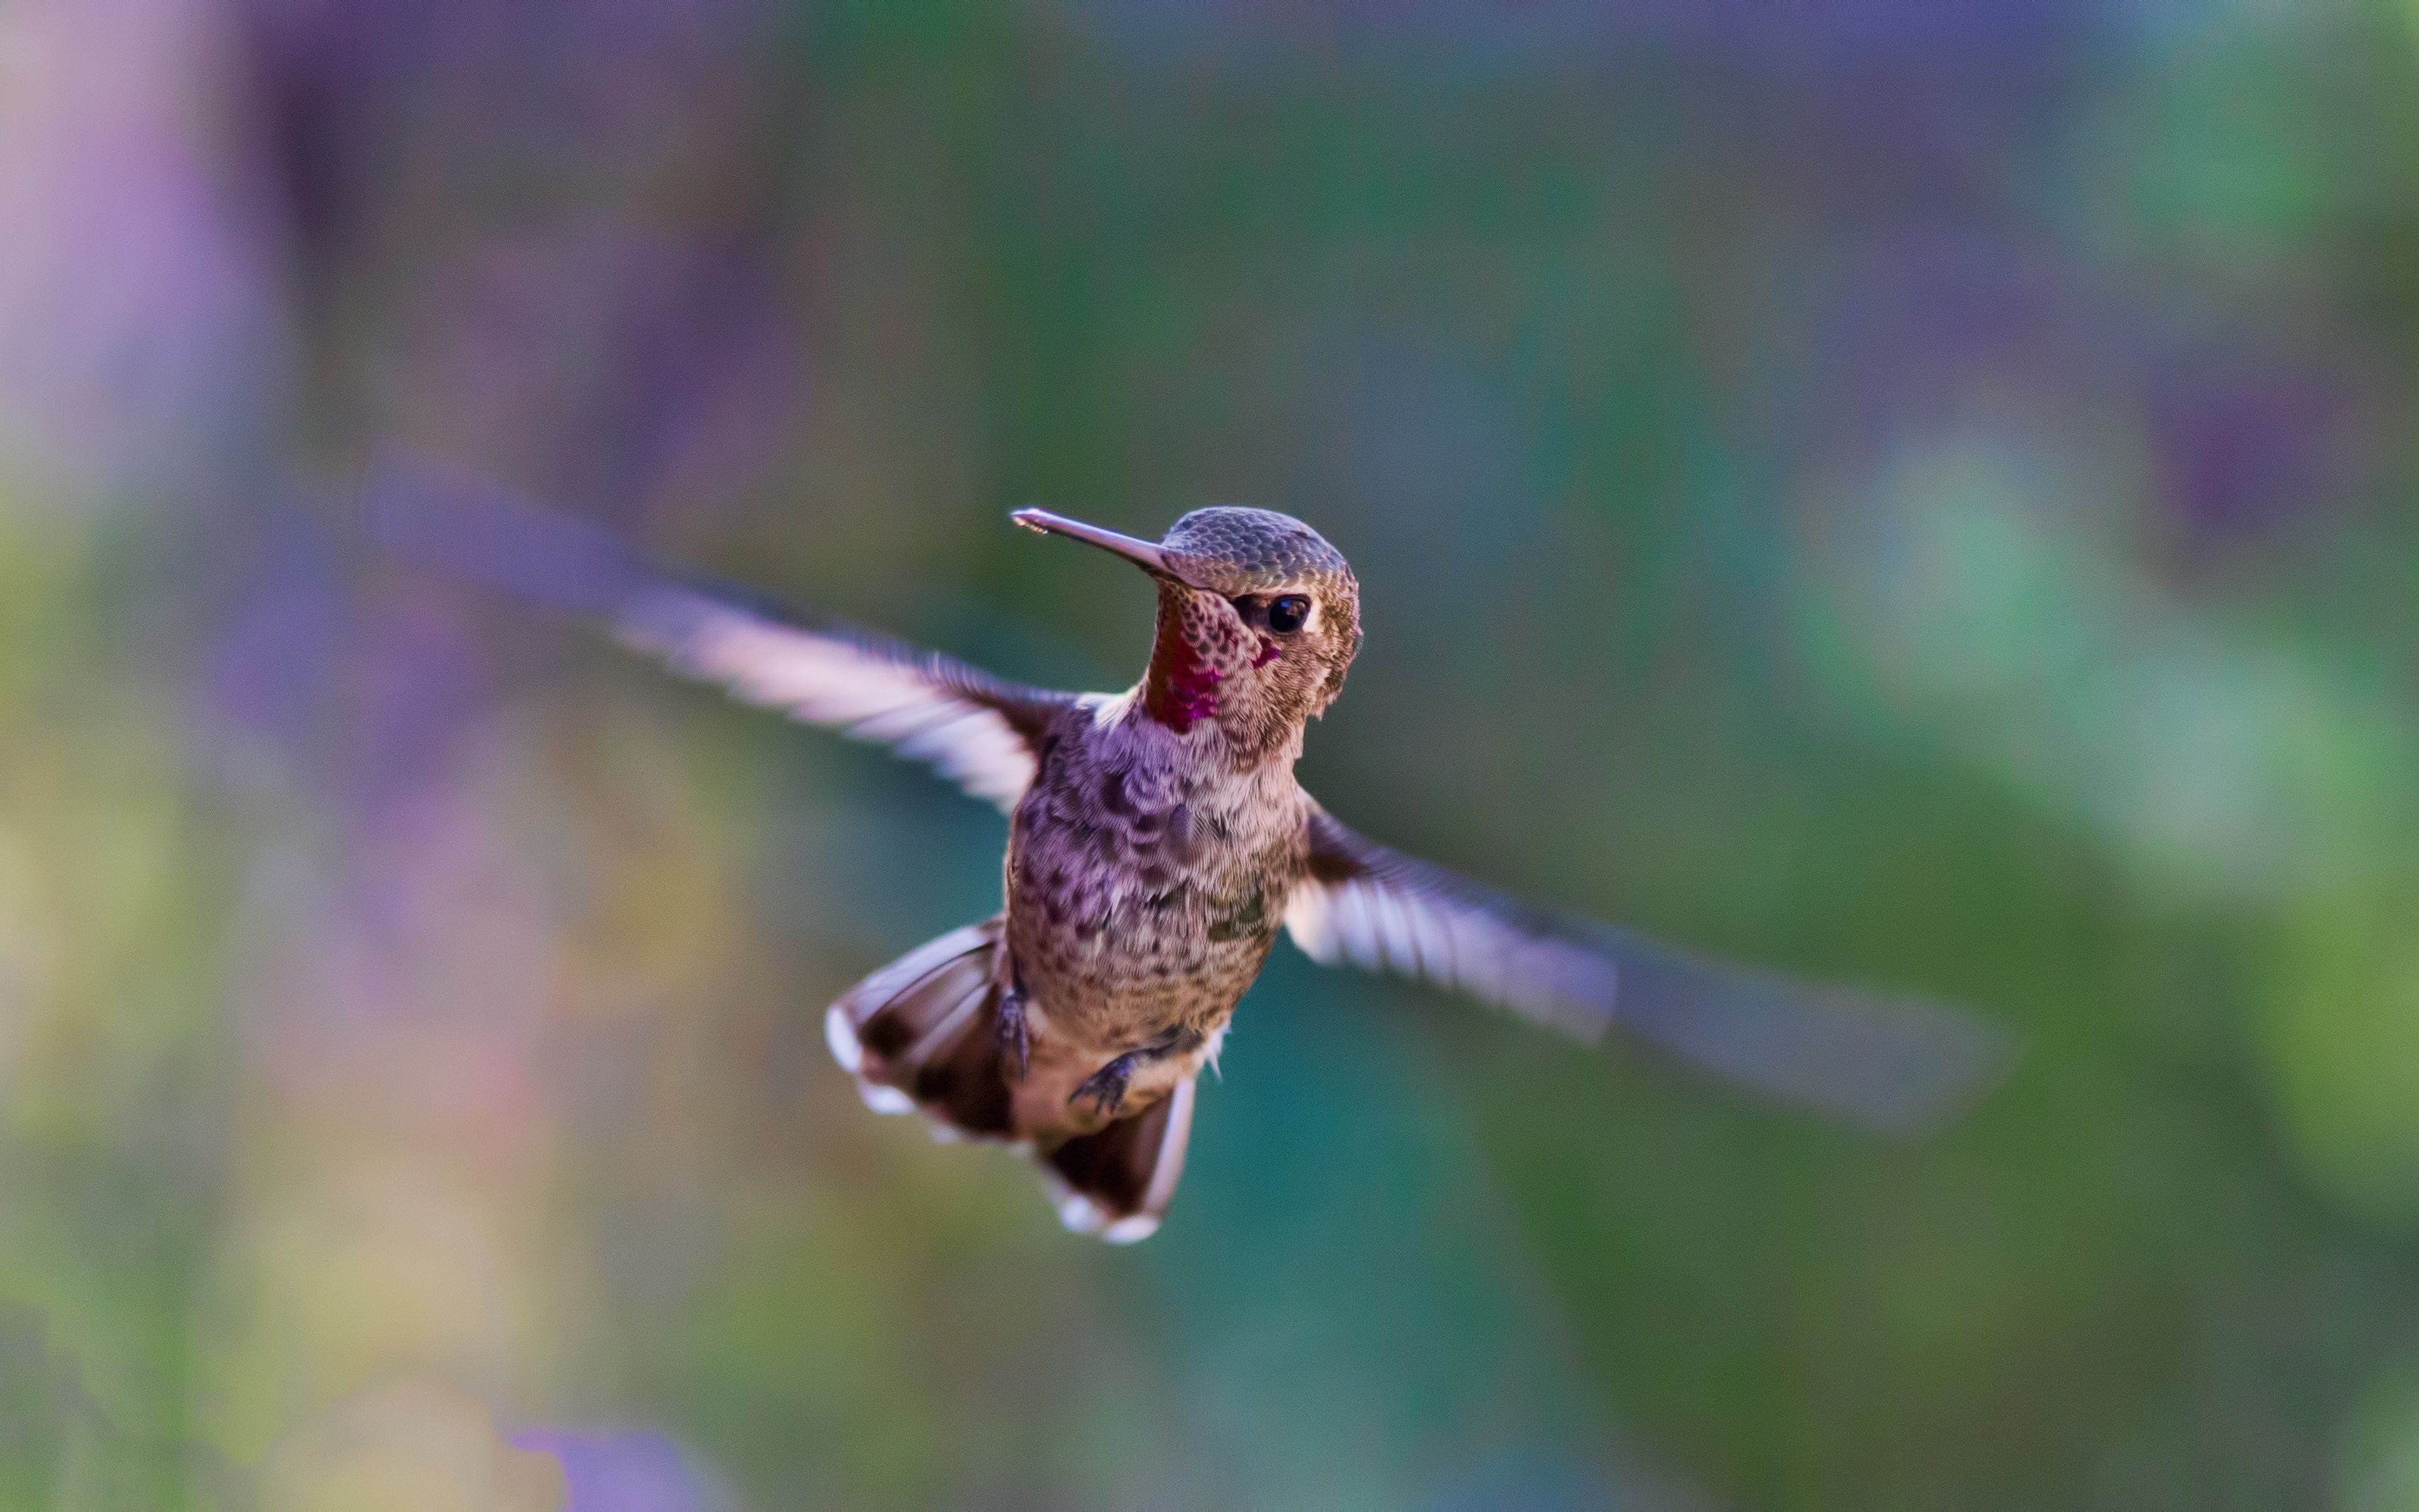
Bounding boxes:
[374,461,2010,1243]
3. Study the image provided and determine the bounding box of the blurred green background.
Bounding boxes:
[4,1,2419,1506]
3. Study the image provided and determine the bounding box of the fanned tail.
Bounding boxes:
[824,918,1198,1242]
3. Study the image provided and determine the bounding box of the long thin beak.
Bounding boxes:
[1011,508,1189,582]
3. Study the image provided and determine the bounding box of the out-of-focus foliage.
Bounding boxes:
[1,1,2415,1507]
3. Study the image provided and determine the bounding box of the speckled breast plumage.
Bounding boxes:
[1002,698,1306,1133]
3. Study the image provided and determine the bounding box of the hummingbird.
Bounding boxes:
[373,460,2011,1243]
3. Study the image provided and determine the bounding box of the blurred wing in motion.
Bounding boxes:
[364,454,1076,810]
[1284,807,2017,1132]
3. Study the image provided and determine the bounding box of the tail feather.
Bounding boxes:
[825,917,1197,1240]
[1042,1077,1197,1245]
[904,1000,1019,1140]
[827,918,1006,1128]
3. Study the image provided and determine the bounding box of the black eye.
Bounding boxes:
[1266,595,1311,634]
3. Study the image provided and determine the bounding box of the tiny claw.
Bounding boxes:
[1069,1053,1135,1118]
[997,988,1031,1083]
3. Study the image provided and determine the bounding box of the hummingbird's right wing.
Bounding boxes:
[1284,806,2016,1132]
[367,456,1075,811]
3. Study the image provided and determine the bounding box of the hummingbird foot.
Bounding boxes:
[1068,1024,1205,1117]
[996,985,1032,1083]
[1069,1053,1137,1118]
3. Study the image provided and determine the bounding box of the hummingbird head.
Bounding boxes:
[1013,505,1362,754]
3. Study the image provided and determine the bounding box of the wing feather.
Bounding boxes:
[369,456,1073,811]
[618,585,1063,809]
[1285,806,2015,1131]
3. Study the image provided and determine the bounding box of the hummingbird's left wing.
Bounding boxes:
[1284,807,2015,1132]
[367,455,1075,810]
[610,584,1071,810]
